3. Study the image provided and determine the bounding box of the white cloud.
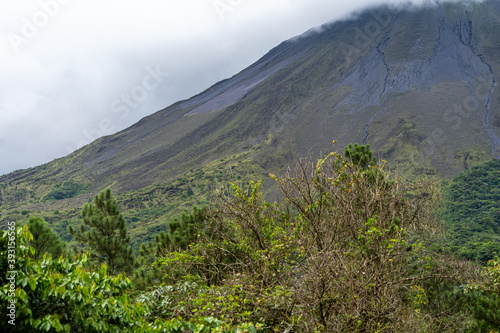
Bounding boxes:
[0,0,485,175]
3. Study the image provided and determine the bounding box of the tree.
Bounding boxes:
[441,159,500,264]
[466,257,500,332]
[344,142,376,170]
[154,147,473,331]
[343,142,393,186]
[0,226,148,332]
[25,216,66,260]
[0,226,262,332]
[69,188,135,275]
[135,206,208,289]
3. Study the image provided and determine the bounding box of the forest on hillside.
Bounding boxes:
[441,159,500,264]
[1,144,500,332]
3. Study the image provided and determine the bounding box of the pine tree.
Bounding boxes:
[343,142,376,170]
[69,189,135,275]
[26,217,66,260]
[343,142,393,187]
[134,206,207,288]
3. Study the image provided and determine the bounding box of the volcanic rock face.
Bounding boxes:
[335,3,500,161]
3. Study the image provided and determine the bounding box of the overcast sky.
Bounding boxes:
[0,0,481,176]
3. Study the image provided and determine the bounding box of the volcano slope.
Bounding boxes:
[1,0,500,245]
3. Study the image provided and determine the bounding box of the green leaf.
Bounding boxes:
[28,277,37,291]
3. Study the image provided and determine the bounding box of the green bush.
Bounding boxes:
[0,226,246,332]
[0,226,145,332]
[42,180,90,202]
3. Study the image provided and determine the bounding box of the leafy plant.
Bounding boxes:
[0,226,146,332]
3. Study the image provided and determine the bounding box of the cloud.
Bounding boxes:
[0,0,486,175]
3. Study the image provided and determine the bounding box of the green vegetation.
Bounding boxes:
[0,227,261,332]
[344,142,376,169]
[465,257,500,331]
[0,226,146,332]
[24,216,66,260]
[441,159,500,264]
[1,1,500,329]
[1,145,500,331]
[42,180,90,202]
[69,189,136,275]
[134,206,208,288]
[0,151,266,256]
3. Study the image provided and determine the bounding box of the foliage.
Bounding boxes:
[407,255,481,331]
[68,189,136,275]
[135,206,208,289]
[141,206,207,257]
[2,145,497,332]
[24,217,67,260]
[134,280,262,332]
[433,159,500,331]
[41,180,90,202]
[441,159,500,264]
[465,257,500,332]
[343,142,376,170]
[0,226,256,332]
[0,226,146,332]
[0,150,265,253]
[151,148,472,331]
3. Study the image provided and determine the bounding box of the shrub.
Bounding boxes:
[42,180,90,202]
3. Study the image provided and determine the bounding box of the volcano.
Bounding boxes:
[1,0,500,242]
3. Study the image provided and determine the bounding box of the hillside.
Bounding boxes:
[1,0,500,244]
